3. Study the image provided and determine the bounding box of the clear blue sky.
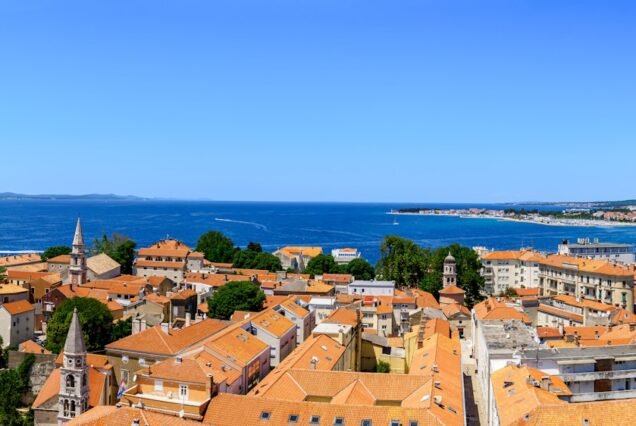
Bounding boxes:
[1,1,634,203]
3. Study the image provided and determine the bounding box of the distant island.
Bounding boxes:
[503,199,636,209]
[391,206,636,227]
[0,192,148,201]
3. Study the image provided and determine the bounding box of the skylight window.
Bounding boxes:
[334,417,345,426]
[288,415,299,424]
[310,415,320,424]
[361,420,372,426]
[260,411,271,421]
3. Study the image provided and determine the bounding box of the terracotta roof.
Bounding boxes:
[540,254,634,277]
[279,297,310,318]
[137,239,191,258]
[413,290,441,309]
[205,393,441,426]
[536,327,562,338]
[552,295,616,312]
[474,298,531,323]
[563,326,606,340]
[376,303,393,315]
[439,284,465,294]
[146,293,171,305]
[188,251,205,259]
[106,319,228,356]
[240,308,296,338]
[47,254,71,263]
[183,272,253,288]
[610,308,636,325]
[482,250,546,262]
[66,406,200,426]
[275,246,323,259]
[264,295,289,308]
[0,253,41,267]
[134,260,185,269]
[19,340,51,354]
[442,303,471,318]
[204,324,270,366]
[538,304,584,323]
[6,262,48,272]
[6,270,55,281]
[169,289,198,300]
[513,288,540,297]
[147,275,171,287]
[322,273,353,284]
[87,253,120,275]
[323,307,359,327]
[491,364,569,426]
[512,399,636,426]
[232,268,269,276]
[1,299,34,315]
[421,318,452,339]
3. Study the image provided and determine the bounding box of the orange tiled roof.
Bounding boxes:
[540,254,634,277]
[264,295,289,308]
[482,250,546,262]
[1,299,34,315]
[442,303,471,318]
[536,327,562,338]
[513,288,540,297]
[512,399,636,426]
[474,297,531,323]
[32,366,108,411]
[275,246,323,259]
[66,406,200,426]
[46,254,69,263]
[0,284,29,295]
[322,273,353,284]
[204,324,270,366]
[137,239,191,258]
[492,364,569,426]
[279,297,310,318]
[412,289,441,309]
[106,319,228,356]
[552,294,616,312]
[183,272,252,288]
[0,253,41,267]
[19,340,51,354]
[610,308,636,325]
[439,284,465,294]
[323,307,359,327]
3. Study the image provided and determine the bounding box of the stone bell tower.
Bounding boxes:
[69,217,87,286]
[443,252,457,288]
[58,307,89,424]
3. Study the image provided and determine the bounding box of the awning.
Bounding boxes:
[556,359,596,365]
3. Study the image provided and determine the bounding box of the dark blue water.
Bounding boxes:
[2,200,636,264]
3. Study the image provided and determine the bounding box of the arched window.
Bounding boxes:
[70,400,76,417]
[82,373,87,387]
[66,374,75,389]
[63,400,69,417]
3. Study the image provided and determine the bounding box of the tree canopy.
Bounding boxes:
[376,236,428,286]
[208,281,265,320]
[345,258,375,280]
[304,254,344,277]
[92,233,137,274]
[0,353,35,425]
[41,245,72,261]
[196,231,237,263]
[111,317,133,341]
[46,297,114,353]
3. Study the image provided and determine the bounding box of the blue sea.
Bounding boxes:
[2,200,636,264]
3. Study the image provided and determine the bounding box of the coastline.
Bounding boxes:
[387,211,636,228]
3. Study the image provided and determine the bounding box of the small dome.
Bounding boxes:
[445,252,456,263]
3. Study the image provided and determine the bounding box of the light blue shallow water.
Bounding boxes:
[1,200,636,264]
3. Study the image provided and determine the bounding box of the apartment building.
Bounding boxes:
[133,239,191,282]
[558,238,635,264]
[538,254,634,312]
[481,250,544,294]
[331,247,361,264]
[537,295,617,327]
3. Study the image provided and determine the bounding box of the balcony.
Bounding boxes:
[569,389,636,402]
[559,368,636,382]
[122,385,210,420]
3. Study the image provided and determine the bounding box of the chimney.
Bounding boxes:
[140,319,147,332]
[131,419,140,426]
[540,376,551,391]
[132,319,140,335]
[160,322,170,334]
[206,373,214,397]
[175,356,182,365]
[185,312,192,328]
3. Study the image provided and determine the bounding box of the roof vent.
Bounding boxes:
[433,395,443,406]
[175,356,182,365]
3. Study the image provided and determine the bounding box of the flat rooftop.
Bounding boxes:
[481,320,539,352]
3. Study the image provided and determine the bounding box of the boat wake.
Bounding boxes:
[214,218,268,231]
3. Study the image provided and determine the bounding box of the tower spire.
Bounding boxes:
[69,217,87,286]
[58,306,89,423]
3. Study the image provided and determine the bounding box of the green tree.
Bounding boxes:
[304,254,344,277]
[232,249,257,269]
[251,252,282,272]
[92,233,137,274]
[376,360,391,373]
[41,246,72,261]
[376,236,428,286]
[111,317,133,341]
[345,258,375,280]
[46,298,114,353]
[0,353,35,425]
[208,281,265,320]
[196,231,237,263]
[246,242,263,252]
[0,266,6,283]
